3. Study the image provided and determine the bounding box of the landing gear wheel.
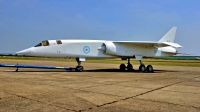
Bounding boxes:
[76,66,84,72]
[127,64,133,71]
[120,64,126,71]
[139,64,146,72]
[147,65,154,72]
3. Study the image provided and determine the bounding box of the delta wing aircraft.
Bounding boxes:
[17,27,182,72]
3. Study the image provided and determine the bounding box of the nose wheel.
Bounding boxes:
[76,66,84,72]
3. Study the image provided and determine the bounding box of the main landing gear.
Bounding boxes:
[119,58,154,72]
[138,60,153,72]
[76,58,84,72]
[120,58,133,71]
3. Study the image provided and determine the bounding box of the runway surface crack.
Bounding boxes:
[2,91,77,112]
[79,80,185,112]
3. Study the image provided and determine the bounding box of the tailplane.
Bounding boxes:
[158,27,177,43]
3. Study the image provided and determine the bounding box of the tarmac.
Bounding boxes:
[0,59,200,112]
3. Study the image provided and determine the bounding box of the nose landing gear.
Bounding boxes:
[76,58,84,72]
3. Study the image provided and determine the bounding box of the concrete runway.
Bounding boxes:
[0,59,200,112]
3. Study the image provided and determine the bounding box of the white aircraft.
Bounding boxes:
[17,27,182,72]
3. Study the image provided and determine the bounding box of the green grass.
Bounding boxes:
[0,56,200,67]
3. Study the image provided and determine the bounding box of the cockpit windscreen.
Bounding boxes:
[34,40,49,47]
[34,43,42,47]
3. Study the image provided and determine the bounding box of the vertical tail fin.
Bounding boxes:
[158,27,177,43]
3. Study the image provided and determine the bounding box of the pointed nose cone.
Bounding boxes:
[16,48,32,55]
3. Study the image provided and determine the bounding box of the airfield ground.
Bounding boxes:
[0,59,200,112]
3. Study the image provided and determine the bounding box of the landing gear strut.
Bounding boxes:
[127,58,133,71]
[76,58,84,72]
[139,60,145,72]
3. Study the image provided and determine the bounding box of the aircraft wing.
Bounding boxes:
[162,42,182,48]
[113,41,182,48]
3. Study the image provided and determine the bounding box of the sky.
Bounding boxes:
[0,0,199,55]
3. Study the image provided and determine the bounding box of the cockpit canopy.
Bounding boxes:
[34,40,62,47]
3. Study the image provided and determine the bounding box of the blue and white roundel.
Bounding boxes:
[83,46,90,54]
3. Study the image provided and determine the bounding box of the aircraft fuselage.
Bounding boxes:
[17,40,177,58]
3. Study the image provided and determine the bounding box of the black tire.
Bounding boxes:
[127,64,133,71]
[147,65,154,72]
[76,66,84,72]
[139,64,146,72]
[120,64,126,71]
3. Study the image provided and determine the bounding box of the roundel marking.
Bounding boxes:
[83,46,90,54]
